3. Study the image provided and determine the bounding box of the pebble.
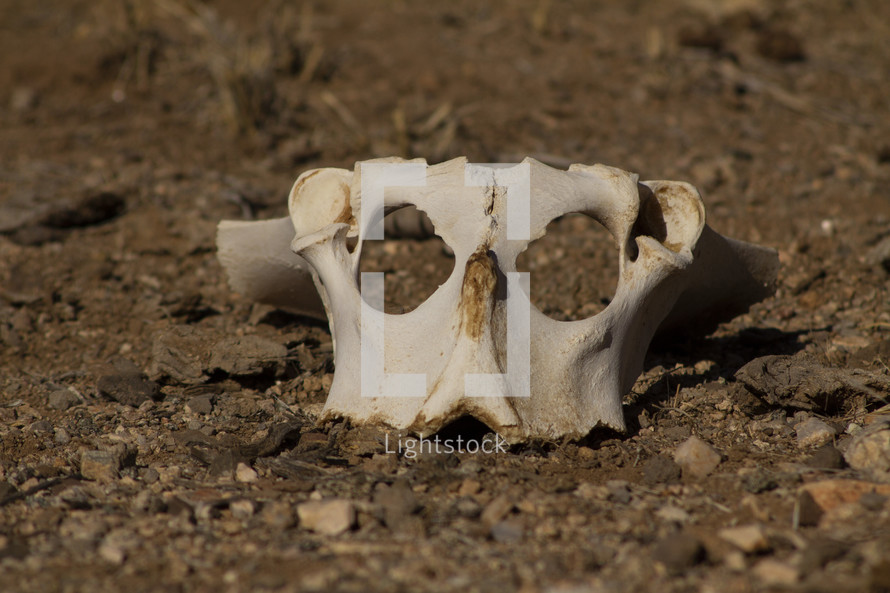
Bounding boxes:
[674,436,721,479]
[752,559,798,586]
[141,467,160,484]
[48,388,80,411]
[844,429,890,476]
[297,499,356,535]
[29,420,53,434]
[718,524,770,554]
[458,478,481,497]
[724,551,747,571]
[209,335,287,377]
[795,417,836,448]
[652,533,705,574]
[656,505,691,524]
[150,326,210,384]
[229,499,256,520]
[98,541,126,565]
[800,479,890,513]
[235,462,258,483]
[185,395,214,415]
[97,370,161,407]
[480,494,513,527]
[80,450,121,483]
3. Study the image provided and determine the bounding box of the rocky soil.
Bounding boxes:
[1,1,890,592]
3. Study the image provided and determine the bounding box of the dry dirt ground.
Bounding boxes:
[2,1,890,592]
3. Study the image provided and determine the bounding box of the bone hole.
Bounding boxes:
[516,213,619,321]
[358,205,455,314]
[432,416,499,447]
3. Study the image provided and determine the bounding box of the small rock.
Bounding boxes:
[724,551,746,572]
[48,388,80,410]
[800,479,890,514]
[480,494,513,527]
[458,478,481,497]
[752,559,799,586]
[229,499,256,520]
[29,420,53,434]
[185,395,214,415]
[718,524,770,554]
[490,519,523,543]
[643,455,682,485]
[141,467,160,484]
[674,436,721,479]
[655,505,691,524]
[80,450,121,483]
[336,424,388,457]
[54,428,71,446]
[806,444,845,470]
[150,326,211,384]
[652,533,705,574]
[795,417,836,448]
[209,335,287,377]
[740,468,778,494]
[98,541,126,565]
[734,354,862,413]
[297,499,356,535]
[235,462,258,483]
[97,361,161,407]
[844,429,890,477]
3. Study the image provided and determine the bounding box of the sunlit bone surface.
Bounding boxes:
[217,157,778,441]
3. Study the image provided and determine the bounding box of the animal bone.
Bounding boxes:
[217,157,778,441]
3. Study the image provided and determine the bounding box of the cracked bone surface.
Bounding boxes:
[217,157,778,441]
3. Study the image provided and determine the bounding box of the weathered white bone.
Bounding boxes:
[217,157,778,441]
